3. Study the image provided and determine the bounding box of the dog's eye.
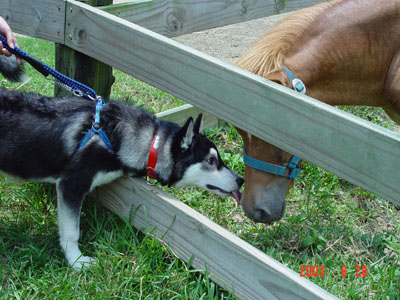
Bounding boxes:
[207,157,216,165]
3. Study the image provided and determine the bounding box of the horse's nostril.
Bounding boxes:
[255,208,268,218]
[236,177,244,187]
[254,208,273,224]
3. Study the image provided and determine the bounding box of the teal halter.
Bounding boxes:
[242,66,304,179]
[283,65,306,94]
[243,148,301,179]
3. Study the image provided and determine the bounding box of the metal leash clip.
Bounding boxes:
[145,176,156,186]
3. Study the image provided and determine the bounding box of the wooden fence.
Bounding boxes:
[2,0,399,299]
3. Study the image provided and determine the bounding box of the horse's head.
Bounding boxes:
[237,128,298,223]
[233,8,312,223]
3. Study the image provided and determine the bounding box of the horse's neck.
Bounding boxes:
[284,0,400,109]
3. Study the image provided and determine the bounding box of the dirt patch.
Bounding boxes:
[175,14,287,64]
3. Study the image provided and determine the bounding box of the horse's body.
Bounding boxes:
[236,0,400,223]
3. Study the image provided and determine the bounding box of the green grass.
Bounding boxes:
[1,36,400,300]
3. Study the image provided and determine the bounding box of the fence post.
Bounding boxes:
[55,0,114,99]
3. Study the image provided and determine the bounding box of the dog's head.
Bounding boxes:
[169,114,243,204]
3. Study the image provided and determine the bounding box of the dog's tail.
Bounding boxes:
[0,55,27,82]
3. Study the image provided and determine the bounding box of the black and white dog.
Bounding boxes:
[0,57,243,270]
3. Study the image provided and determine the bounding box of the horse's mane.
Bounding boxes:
[235,1,340,77]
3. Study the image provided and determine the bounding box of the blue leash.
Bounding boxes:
[0,34,113,151]
[0,35,97,100]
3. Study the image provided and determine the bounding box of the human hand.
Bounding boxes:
[0,16,20,63]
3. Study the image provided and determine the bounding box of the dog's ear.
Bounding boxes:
[179,116,194,150]
[193,114,203,134]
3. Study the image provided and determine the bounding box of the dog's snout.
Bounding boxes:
[236,177,244,187]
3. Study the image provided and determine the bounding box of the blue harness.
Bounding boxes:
[0,34,113,151]
[77,97,113,150]
[242,66,305,179]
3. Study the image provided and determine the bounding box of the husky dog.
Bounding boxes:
[0,56,243,270]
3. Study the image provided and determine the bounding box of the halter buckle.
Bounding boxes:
[291,78,306,94]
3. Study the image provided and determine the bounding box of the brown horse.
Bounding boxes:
[235,0,400,223]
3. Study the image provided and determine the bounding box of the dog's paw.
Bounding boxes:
[71,256,96,271]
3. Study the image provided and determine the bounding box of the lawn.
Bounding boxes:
[1,36,399,300]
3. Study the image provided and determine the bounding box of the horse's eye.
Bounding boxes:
[207,157,216,165]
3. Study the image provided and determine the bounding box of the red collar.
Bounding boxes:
[146,134,159,180]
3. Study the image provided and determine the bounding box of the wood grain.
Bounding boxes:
[96,177,340,300]
[0,0,65,43]
[101,0,326,37]
[65,0,400,206]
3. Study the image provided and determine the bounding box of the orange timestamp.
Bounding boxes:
[299,265,368,278]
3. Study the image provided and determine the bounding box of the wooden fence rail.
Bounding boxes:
[101,0,327,37]
[0,0,65,43]
[1,0,399,299]
[98,177,339,300]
